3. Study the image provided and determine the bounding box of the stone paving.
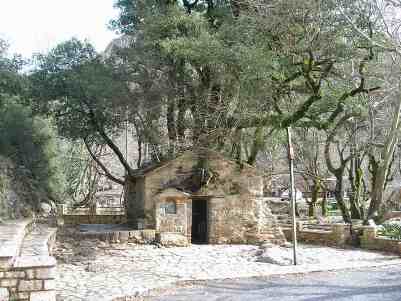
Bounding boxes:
[144,265,401,301]
[55,240,401,301]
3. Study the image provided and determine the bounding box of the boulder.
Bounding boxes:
[86,262,107,273]
[257,245,294,265]
[157,232,189,247]
[40,202,52,216]
[128,229,156,244]
[118,231,130,243]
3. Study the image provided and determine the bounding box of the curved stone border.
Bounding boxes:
[0,219,33,270]
[0,221,57,301]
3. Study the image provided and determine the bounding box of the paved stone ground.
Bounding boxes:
[55,234,401,301]
[144,265,401,301]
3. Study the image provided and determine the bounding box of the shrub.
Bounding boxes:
[378,222,401,240]
[0,98,66,211]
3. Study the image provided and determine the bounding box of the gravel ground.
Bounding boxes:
[55,234,401,301]
[143,265,401,301]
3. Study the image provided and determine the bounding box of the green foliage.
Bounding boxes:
[0,98,66,207]
[0,38,27,99]
[30,38,129,141]
[110,0,155,34]
[378,222,401,240]
[0,171,10,219]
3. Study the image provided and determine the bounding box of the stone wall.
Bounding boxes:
[208,197,286,244]
[57,204,127,225]
[0,257,57,301]
[126,150,286,245]
[360,226,401,254]
[126,150,264,227]
[0,220,57,301]
[61,214,127,225]
[155,189,190,243]
[78,229,156,244]
[282,222,351,247]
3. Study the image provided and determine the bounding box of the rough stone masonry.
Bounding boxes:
[0,220,57,301]
[124,149,286,246]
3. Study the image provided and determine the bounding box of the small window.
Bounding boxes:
[161,201,177,214]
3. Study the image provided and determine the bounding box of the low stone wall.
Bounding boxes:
[283,223,401,255]
[61,214,127,225]
[0,257,57,301]
[282,222,351,247]
[79,229,156,244]
[57,204,125,216]
[57,203,127,226]
[360,226,401,254]
[0,221,57,301]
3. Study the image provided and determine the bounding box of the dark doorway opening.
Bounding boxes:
[191,199,208,244]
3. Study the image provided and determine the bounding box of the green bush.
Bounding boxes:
[0,98,66,211]
[378,222,401,240]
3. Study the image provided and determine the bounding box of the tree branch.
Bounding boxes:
[84,137,125,186]
[82,99,134,177]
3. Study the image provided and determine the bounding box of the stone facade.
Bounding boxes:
[125,150,286,245]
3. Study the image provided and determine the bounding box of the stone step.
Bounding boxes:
[20,225,57,257]
[0,219,32,269]
[1,223,57,301]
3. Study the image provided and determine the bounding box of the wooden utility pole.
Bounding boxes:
[287,127,298,265]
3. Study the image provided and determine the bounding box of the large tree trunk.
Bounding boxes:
[231,128,242,162]
[144,104,163,162]
[247,126,264,165]
[333,171,352,223]
[167,97,177,156]
[308,179,320,217]
[321,192,328,217]
[324,115,353,223]
[367,96,401,220]
[348,157,364,220]
[177,97,188,148]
